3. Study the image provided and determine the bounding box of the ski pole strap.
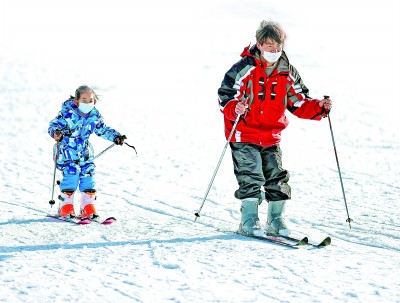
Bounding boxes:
[124,142,137,155]
[117,135,137,154]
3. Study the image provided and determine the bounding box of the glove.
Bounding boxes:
[53,130,63,141]
[114,135,126,145]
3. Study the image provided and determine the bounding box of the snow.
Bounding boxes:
[1,0,400,302]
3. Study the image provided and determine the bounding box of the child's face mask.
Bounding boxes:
[78,102,94,114]
[77,91,95,114]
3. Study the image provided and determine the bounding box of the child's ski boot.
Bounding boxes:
[80,190,98,219]
[58,191,76,218]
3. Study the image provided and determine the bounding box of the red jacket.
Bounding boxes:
[218,45,325,146]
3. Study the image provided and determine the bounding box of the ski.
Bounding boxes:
[274,234,331,248]
[72,214,116,225]
[311,236,331,247]
[47,214,91,225]
[89,216,116,225]
[235,232,308,249]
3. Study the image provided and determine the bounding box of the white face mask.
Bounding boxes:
[262,50,282,63]
[78,102,94,114]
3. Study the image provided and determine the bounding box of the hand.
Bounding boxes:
[114,135,126,145]
[235,102,248,115]
[318,97,332,113]
[53,131,63,141]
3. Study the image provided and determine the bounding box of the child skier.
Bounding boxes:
[48,85,126,219]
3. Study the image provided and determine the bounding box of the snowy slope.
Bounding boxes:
[1,0,400,302]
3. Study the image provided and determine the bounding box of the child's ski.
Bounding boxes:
[47,214,91,225]
[89,216,117,225]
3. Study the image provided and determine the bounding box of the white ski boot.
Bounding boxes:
[80,190,98,219]
[58,191,75,218]
[265,200,291,236]
[238,198,263,236]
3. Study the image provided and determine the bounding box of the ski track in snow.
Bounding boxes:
[1,0,400,302]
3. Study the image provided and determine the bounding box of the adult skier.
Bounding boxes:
[217,20,332,236]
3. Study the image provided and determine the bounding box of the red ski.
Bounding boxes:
[47,214,91,225]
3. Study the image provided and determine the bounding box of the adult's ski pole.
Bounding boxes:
[324,95,353,228]
[194,110,244,222]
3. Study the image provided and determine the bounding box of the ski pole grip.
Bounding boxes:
[320,95,331,116]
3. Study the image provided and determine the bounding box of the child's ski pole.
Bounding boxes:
[93,136,137,160]
[93,143,116,160]
[49,139,60,207]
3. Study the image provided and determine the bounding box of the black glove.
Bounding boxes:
[53,130,63,141]
[114,135,126,145]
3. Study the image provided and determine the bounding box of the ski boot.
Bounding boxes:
[80,189,98,219]
[265,200,291,236]
[58,191,76,218]
[238,197,263,236]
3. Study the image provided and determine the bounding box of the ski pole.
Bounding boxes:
[49,140,60,207]
[194,111,244,222]
[93,136,137,160]
[323,95,353,228]
[93,143,116,160]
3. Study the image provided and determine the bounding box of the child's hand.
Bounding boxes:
[114,135,126,145]
[53,131,63,141]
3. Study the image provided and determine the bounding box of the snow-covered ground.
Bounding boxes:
[1,0,399,302]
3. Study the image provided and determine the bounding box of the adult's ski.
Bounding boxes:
[273,234,331,248]
[236,232,308,249]
[47,214,91,225]
[308,236,331,247]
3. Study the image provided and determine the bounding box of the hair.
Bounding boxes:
[73,85,99,101]
[255,20,285,45]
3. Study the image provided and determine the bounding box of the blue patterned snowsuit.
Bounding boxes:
[48,98,121,192]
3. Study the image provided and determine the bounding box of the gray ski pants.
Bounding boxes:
[229,143,291,201]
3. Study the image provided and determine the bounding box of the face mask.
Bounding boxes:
[262,50,282,63]
[78,102,94,114]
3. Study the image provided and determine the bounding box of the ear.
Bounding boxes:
[74,99,78,106]
[256,42,262,51]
